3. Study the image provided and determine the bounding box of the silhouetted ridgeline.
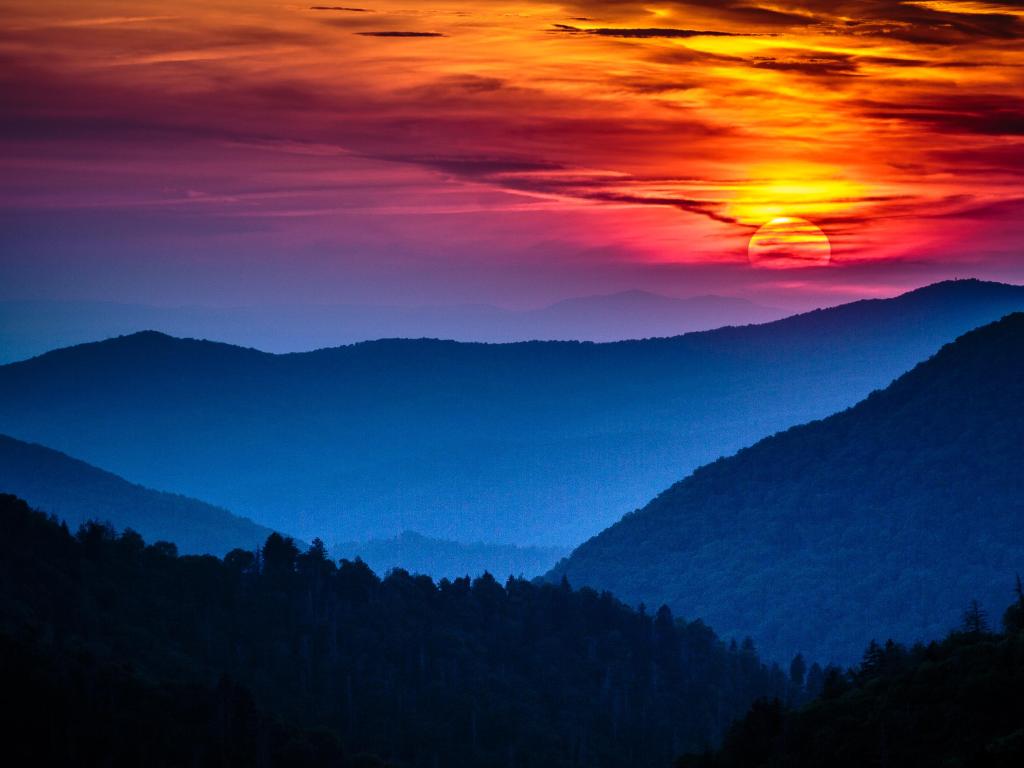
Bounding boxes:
[678,591,1024,767]
[333,530,568,580]
[1,279,1021,546]
[0,494,794,768]
[550,312,1024,663]
[0,291,786,363]
[0,433,277,555]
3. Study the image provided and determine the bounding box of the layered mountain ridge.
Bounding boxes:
[0,279,1021,547]
[0,434,277,555]
[549,312,1024,662]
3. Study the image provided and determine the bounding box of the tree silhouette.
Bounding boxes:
[0,494,787,768]
[962,599,989,635]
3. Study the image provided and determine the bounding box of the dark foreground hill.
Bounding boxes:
[0,279,1021,547]
[678,596,1024,768]
[0,434,275,555]
[549,313,1024,663]
[0,633,359,768]
[0,494,789,767]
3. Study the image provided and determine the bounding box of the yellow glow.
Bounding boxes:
[2,0,1021,267]
[748,217,832,269]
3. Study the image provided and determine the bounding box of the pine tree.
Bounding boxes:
[962,599,989,635]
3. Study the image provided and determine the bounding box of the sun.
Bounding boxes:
[748,217,831,269]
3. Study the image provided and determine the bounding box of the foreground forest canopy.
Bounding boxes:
[0,494,798,768]
[680,591,1024,767]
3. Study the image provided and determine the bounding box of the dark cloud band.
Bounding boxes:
[357,31,446,37]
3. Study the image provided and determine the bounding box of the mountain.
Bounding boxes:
[333,531,568,581]
[548,313,1024,663]
[0,493,788,766]
[0,434,276,555]
[0,291,784,363]
[0,279,1022,547]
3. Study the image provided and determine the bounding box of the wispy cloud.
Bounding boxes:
[551,24,755,38]
[356,30,445,37]
[1,0,1022,304]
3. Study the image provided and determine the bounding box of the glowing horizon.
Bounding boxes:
[1,0,1022,308]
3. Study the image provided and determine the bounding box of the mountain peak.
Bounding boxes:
[897,277,1023,301]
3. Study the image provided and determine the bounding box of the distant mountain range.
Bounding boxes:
[0,291,784,363]
[548,313,1024,663]
[0,434,276,555]
[334,531,568,581]
[0,431,563,574]
[0,279,1021,547]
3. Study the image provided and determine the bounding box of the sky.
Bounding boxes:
[1,0,1022,311]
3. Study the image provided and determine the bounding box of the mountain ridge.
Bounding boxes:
[0,433,279,555]
[548,311,1024,662]
[1,278,1022,547]
[0,289,785,364]
[13,278,1017,360]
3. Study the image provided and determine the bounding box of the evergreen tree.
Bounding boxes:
[962,599,989,635]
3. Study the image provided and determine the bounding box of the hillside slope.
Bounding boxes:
[0,279,1022,546]
[0,434,276,555]
[550,313,1024,663]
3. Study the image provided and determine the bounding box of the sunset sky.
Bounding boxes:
[1,0,1022,309]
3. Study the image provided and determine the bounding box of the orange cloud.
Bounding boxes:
[0,0,1021,286]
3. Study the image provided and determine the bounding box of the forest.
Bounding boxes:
[0,493,794,768]
[679,590,1024,767]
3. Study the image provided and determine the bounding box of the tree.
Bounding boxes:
[788,653,806,690]
[805,662,825,699]
[962,599,989,635]
[262,533,300,583]
[226,548,257,574]
[859,640,885,678]
[1003,575,1024,633]
[821,666,850,700]
[787,653,806,704]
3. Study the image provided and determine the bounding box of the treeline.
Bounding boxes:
[679,592,1024,768]
[0,494,789,768]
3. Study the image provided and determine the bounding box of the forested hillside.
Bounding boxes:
[0,632,363,767]
[0,280,1021,546]
[679,592,1024,768]
[551,312,1024,662]
[0,494,791,767]
[0,433,276,555]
